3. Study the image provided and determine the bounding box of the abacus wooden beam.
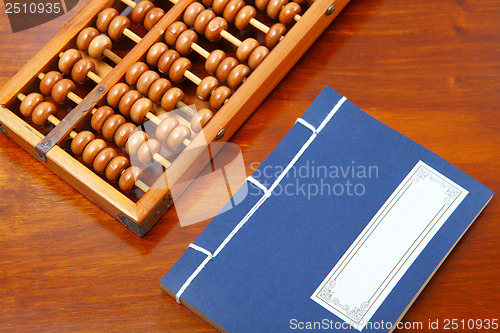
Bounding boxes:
[0,0,350,236]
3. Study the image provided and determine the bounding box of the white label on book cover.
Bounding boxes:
[311,160,468,331]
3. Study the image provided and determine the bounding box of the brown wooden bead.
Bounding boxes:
[119,166,142,192]
[137,139,161,164]
[126,130,148,156]
[31,101,56,125]
[93,147,117,173]
[169,57,192,83]
[130,0,154,24]
[148,78,171,103]
[96,8,119,33]
[146,42,168,67]
[71,130,95,156]
[248,45,269,69]
[209,86,231,110]
[39,71,63,96]
[161,87,184,111]
[267,0,288,19]
[130,98,154,123]
[255,0,270,11]
[157,49,180,74]
[205,49,226,75]
[265,23,286,48]
[118,90,142,117]
[279,2,301,25]
[212,0,231,15]
[227,64,250,88]
[205,17,228,42]
[234,5,256,30]
[107,83,130,108]
[236,38,259,63]
[216,57,238,82]
[184,2,204,27]
[58,49,82,74]
[223,0,245,23]
[88,35,112,60]
[114,122,136,147]
[20,93,44,118]
[144,7,165,30]
[51,79,76,103]
[168,125,190,149]
[71,58,96,84]
[105,156,130,182]
[125,62,149,86]
[155,117,179,141]
[108,16,131,40]
[102,114,126,140]
[165,21,187,46]
[202,0,214,6]
[194,9,216,35]
[191,108,213,133]
[136,70,160,95]
[293,0,306,4]
[76,27,100,52]
[91,106,115,132]
[176,30,198,56]
[196,76,219,100]
[82,139,107,164]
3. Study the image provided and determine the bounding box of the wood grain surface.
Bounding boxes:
[0,0,498,332]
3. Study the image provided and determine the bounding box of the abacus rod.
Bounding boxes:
[250,18,270,34]
[119,0,137,9]
[191,43,210,59]
[103,49,122,64]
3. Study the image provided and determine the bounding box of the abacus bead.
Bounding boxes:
[105,156,130,182]
[96,8,119,33]
[205,17,228,42]
[165,21,187,46]
[51,79,76,103]
[148,78,171,103]
[267,0,288,19]
[248,45,269,69]
[102,114,126,140]
[108,16,131,40]
[71,130,95,155]
[146,42,168,67]
[144,7,165,30]
[191,108,213,133]
[114,122,137,147]
[125,62,149,86]
[265,23,286,48]
[196,76,219,100]
[168,125,190,149]
[155,117,179,141]
[107,83,130,108]
[58,49,82,74]
[209,86,231,110]
[82,139,107,164]
[119,166,142,192]
[157,49,180,74]
[227,64,250,88]
[293,0,306,5]
[39,71,63,96]
[88,35,112,60]
[255,0,270,11]
[194,10,215,35]
[205,49,226,75]
[130,98,154,123]
[93,147,117,173]
[169,58,192,83]
[126,130,148,156]
[20,93,44,118]
[32,102,57,126]
[71,58,96,84]
[234,5,256,30]
[136,70,160,95]
[216,57,238,82]
[184,2,204,27]
[119,90,142,117]
[130,0,154,24]
[137,139,161,164]
[212,0,230,15]
[279,2,301,25]
[77,27,100,52]
[223,0,245,23]
[161,87,184,111]
[236,38,259,62]
[91,106,115,132]
[176,30,198,56]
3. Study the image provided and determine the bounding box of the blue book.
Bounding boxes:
[160,86,493,332]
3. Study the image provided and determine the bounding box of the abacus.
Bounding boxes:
[0,0,350,236]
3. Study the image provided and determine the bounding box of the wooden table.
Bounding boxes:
[0,0,498,331]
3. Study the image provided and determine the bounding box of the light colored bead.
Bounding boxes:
[190,108,213,133]
[76,27,100,52]
[58,49,82,74]
[88,35,112,60]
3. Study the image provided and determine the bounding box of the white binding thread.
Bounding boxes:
[247,176,271,196]
[189,243,214,258]
[175,96,347,303]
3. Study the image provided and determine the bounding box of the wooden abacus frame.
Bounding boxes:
[0,0,349,236]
